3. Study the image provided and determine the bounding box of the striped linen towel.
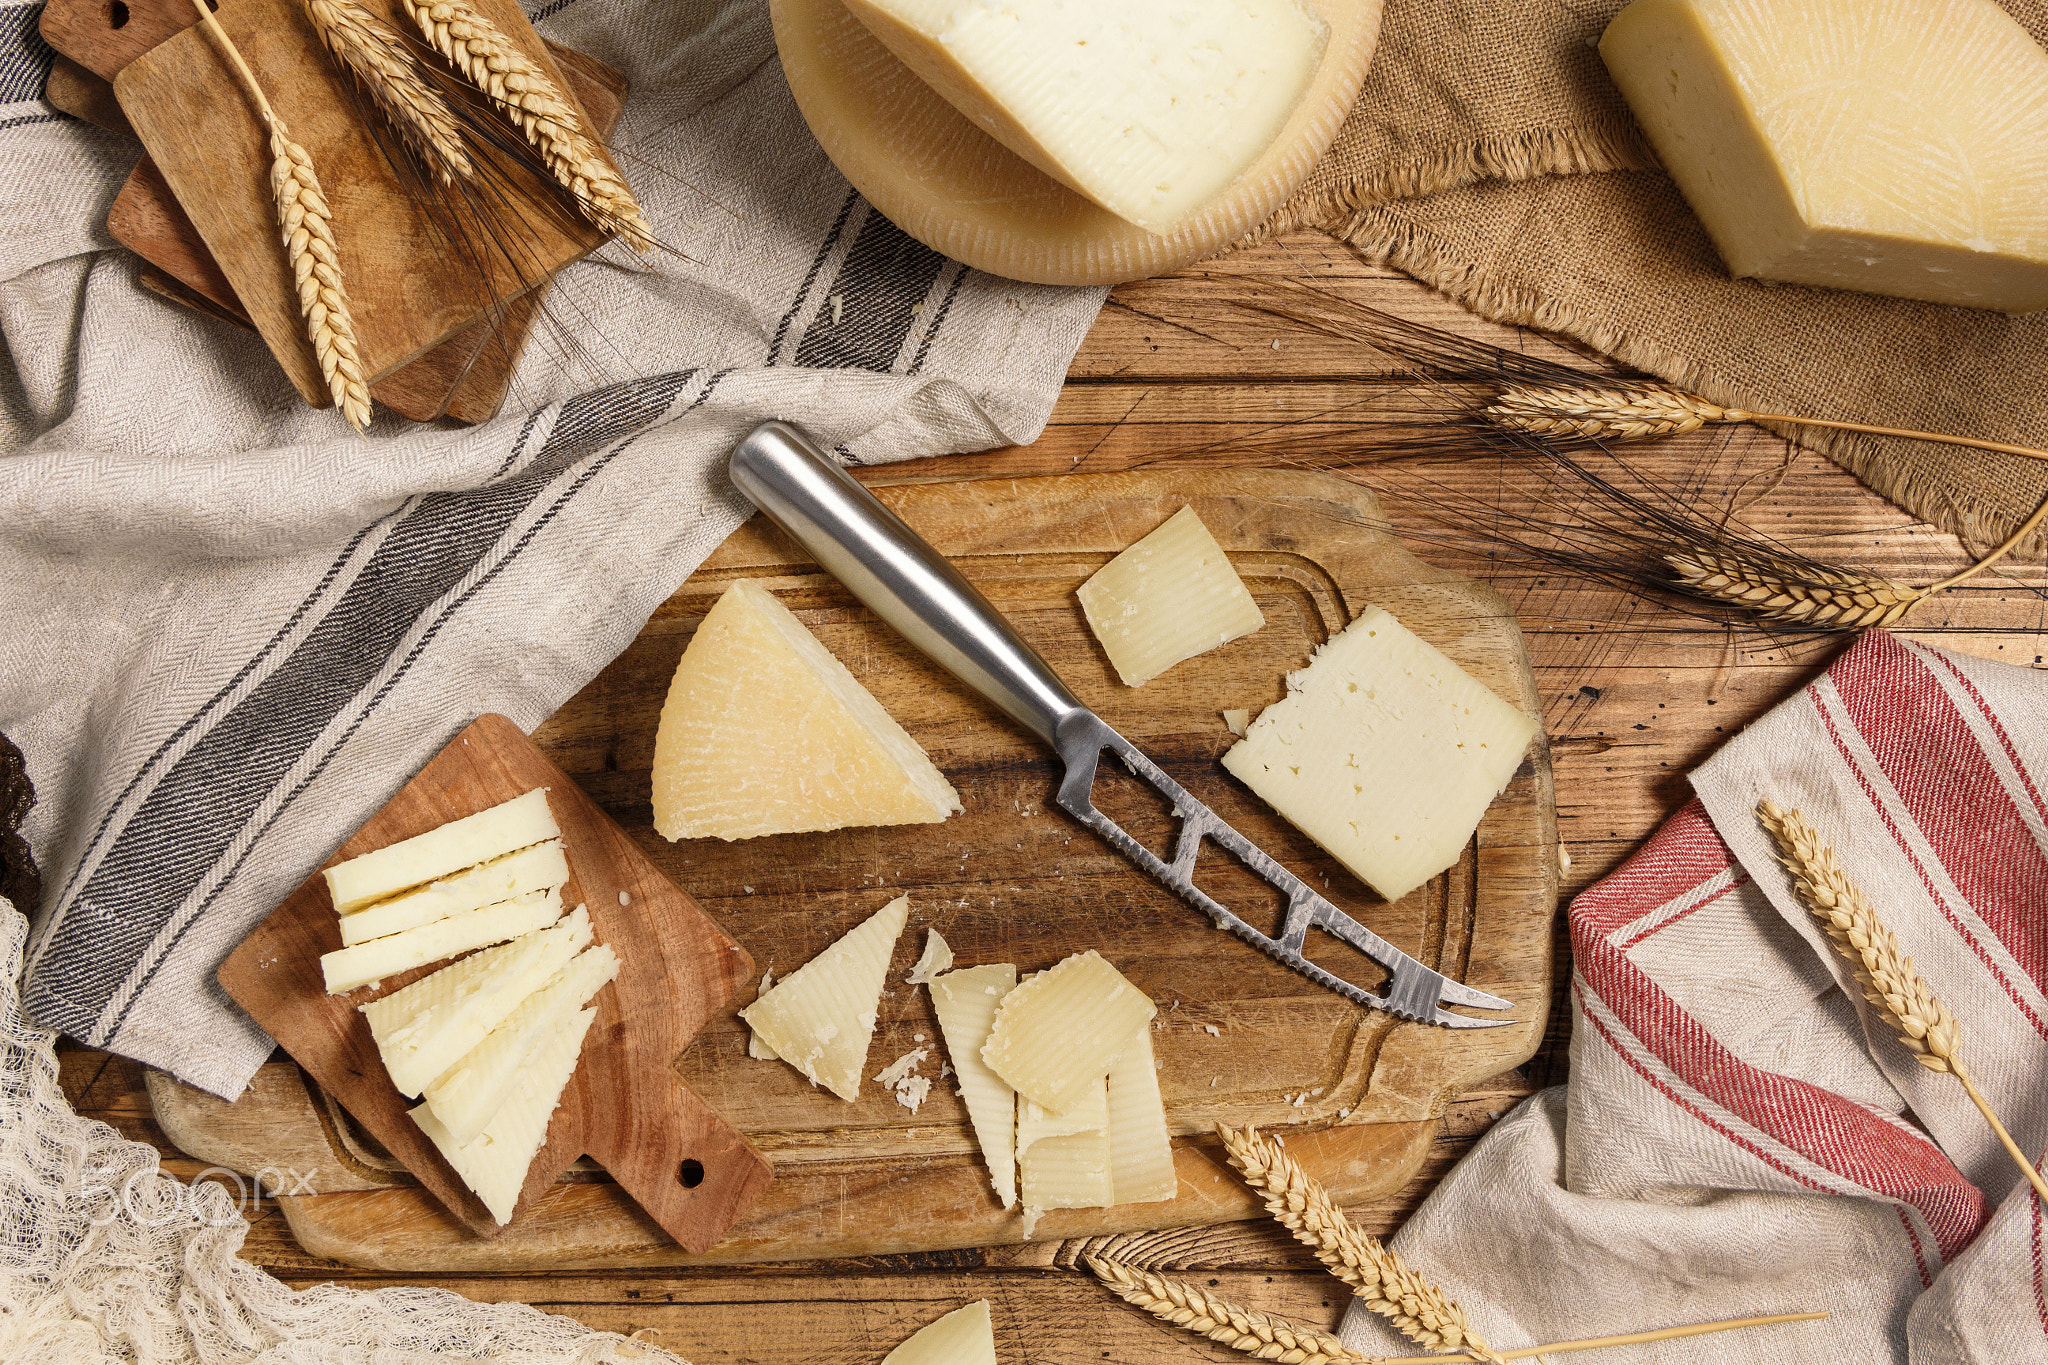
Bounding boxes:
[0,0,1104,1098]
[1341,630,2048,1363]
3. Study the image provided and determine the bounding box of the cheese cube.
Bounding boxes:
[929,963,1019,1208]
[320,887,562,994]
[363,906,592,1097]
[411,1006,596,1224]
[841,0,1327,235]
[339,840,568,946]
[741,895,909,1101]
[982,951,1154,1113]
[882,1301,996,1365]
[1600,0,2048,311]
[651,579,961,842]
[422,943,619,1143]
[1077,506,1265,687]
[325,789,559,914]
[1221,606,1537,903]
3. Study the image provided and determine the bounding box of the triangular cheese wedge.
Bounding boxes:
[650,578,962,841]
[363,906,591,1097]
[411,1006,596,1225]
[1106,1022,1175,1205]
[741,894,909,1100]
[423,943,619,1143]
[929,963,1018,1208]
[880,1300,996,1365]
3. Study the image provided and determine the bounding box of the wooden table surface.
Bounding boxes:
[55,231,2048,1360]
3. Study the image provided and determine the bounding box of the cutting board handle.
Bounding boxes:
[589,1074,773,1255]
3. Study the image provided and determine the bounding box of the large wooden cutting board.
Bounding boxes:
[161,469,1557,1270]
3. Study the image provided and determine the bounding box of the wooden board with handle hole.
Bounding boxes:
[109,0,613,410]
[173,469,1556,1270]
[217,713,773,1250]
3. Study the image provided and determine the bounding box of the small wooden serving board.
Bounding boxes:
[217,714,773,1250]
[171,469,1556,1269]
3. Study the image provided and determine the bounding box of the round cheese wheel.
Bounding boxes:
[770,0,1384,287]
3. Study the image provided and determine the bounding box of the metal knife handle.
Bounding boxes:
[728,421,1088,748]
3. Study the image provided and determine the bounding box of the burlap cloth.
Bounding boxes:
[1265,0,2048,554]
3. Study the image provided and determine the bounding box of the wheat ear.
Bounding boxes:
[302,0,473,185]
[190,0,371,432]
[402,0,654,251]
[1758,800,2048,1208]
[1087,1256,1376,1365]
[1666,548,1924,629]
[1216,1124,1506,1363]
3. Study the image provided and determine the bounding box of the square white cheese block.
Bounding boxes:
[320,886,562,994]
[325,788,559,914]
[1077,506,1265,687]
[339,839,569,946]
[1221,605,1538,903]
[1601,0,2048,311]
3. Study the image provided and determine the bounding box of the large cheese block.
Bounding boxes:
[1600,0,2048,311]
[840,0,1327,235]
[740,894,909,1100]
[651,578,961,841]
[320,887,562,994]
[325,788,559,913]
[1222,606,1537,903]
[1077,505,1265,686]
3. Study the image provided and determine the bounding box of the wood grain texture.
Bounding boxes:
[771,0,1382,286]
[173,467,1555,1269]
[112,0,609,406]
[43,53,132,135]
[218,714,772,1251]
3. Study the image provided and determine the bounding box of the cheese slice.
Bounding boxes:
[746,968,780,1061]
[363,906,592,1097]
[1015,1076,1107,1165]
[929,963,1019,1208]
[1105,1024,1175,1205]
[740,894,909,1100]
[1020,1126,1113,1212]
[881,1300,996,1365]
[982,951,1154,1113]
[903,928,953,984]
[410,1006,596,1225]
[1600,0,2048,311]
[1221,606,1537,903]
[841,0,1327,235]
[320,887,562,994]
[325,788,559,914]
[1077,506,1265,686]
[422,942,619,1143]
[651,578,961,842]
[339,840,569,946]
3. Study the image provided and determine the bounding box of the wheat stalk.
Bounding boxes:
[402,0,654,251]
[1666,548,1925,629]
[191,0,371,432]
[1087,1256,1376,1364]
[1216,1124,1506,1363]
[1758,800,2048,1208]
[302,0,473,185]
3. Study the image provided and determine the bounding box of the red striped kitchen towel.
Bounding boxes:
[1340,631,2048,1364]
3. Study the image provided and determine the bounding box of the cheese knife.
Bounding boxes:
[727,421,1513,1029]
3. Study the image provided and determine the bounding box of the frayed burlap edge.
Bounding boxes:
[1329,204,2048,557]
[1246,118,1658,248]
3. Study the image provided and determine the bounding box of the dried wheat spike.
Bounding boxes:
[1666,548,1923,629]
[1757,801,1962,1072]
[1485,383,1746,442]
[269,117,372,432]
[303,0,473,185]
[1217,1124,1506,1363]
[1087,1255,1380,1365]
[403,0,654,251]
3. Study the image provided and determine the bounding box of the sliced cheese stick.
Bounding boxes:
[411,1005,596,1224]
[339,840,569,946]
[929,963,1018,1209]
[320,887,561,995]
[325,788,558,914]
[422,942,619,1143]
[364,906,592,1098]
[982,950,1154,1112]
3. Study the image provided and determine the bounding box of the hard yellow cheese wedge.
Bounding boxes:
[1600,0,2048,311]
[325,788,558,914]
[1222,606,1536,903]
[929,963,1018,1208]
[1077,506,1265,687]
[651,579,961,842]
[741,895,909,1100]
[982,950,1154,1112]
[881,1300,996,1365]
[841,0,1327,235]
[410,1006,596,1225]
